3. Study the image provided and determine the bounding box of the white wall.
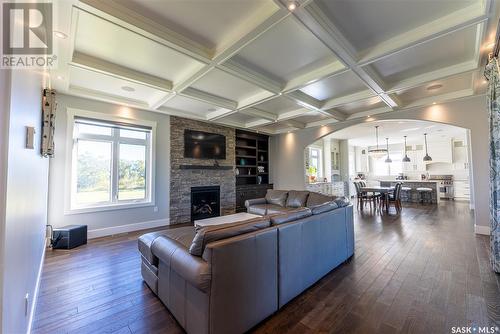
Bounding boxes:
[0,70,48,334]
[273,95,490,232]
[48,94,171,238]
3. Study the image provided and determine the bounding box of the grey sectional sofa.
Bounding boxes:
[138,190,354,334]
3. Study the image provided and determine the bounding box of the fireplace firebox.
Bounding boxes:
[191,186,220,222]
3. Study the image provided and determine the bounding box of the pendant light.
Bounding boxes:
[402,135,411,162]
[384,138,392,163]
[368,126,387,158]
[423,133,432,162]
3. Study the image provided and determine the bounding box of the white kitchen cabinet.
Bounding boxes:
[454,180,470,201]
[427,139,453,164]
[402,146,425,171]
[452,140,469,170]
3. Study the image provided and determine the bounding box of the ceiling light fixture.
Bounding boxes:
[426,84,443,91]
[121,86,135,92]
[287,1,299,11]
[368,126,388,159]
[56,75,64,80]
[432,102,436,105]
[423,133,432,162]
[384,138,392,163]
[207,108,217,112]
[54,31,67,39]
[402,136,411,162]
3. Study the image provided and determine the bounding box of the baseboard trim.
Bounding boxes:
[474,225,490,235]
[27,242,46,334]
[87,218,170,239]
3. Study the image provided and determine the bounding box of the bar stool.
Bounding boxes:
[416,187,433,204]
[401,186,412,202]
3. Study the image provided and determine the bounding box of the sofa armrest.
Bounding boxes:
[245,197,266,208]
[151,236,211,293]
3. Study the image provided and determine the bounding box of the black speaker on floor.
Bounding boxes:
[52,225,87,249]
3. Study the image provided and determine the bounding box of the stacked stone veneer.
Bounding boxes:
[170,117,236,224]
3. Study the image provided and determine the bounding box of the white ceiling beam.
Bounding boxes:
[385,60,478,94]
[71,51,173,92]
[182,87,237,111]
[149,92,173,110]
[346,106,393,121]
[246,118,275,129]
[77,0,211,62]
[240,108,278,121]
[282,60,345,92]
[321,90,375,110]
[277,108,311,121]
[322,108,348,121]
[401,88,474,109]
[206,109,238,121]
[69,85,149,108]
[284,119,306,129]
[294,3,399,110]
[286,90,322,109]
[357,3,489,65]
[219,59,283,94]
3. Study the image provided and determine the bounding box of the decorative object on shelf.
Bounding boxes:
[368,125,387,158]
[235,168,239,176]
[423,133,432,162]
[402,135,411,162]
[384,138,392,163]
[240,158,246,166]
[248,169,251,175]
[257,176,262,184]
[258,166,265,173]
[260,155,264,162]
[41,89,57,158]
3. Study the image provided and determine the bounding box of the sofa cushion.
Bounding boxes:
[333,196,350,207]
[306,192,334,208]
[270,207,312,225]
[138,226,195,265]
[311,201,338,215]
[265,190,288,207]
[247,204,268,216]
[266,206,296,215]
[189,217,271,256]
[286,190,310,208]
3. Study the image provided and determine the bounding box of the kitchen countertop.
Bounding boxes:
[378,180,439,183]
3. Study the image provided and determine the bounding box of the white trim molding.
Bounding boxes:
[474,224,491,235]
[27,243,46,334]
[87,218,170,239]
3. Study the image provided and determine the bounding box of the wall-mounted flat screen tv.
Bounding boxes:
[184,129,226,159]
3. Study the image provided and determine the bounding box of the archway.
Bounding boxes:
[271,95,489,233]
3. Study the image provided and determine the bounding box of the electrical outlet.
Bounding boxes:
[153,206,158,212]
[25,293,29,316]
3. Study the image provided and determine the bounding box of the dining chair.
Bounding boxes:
[387,182,403,213]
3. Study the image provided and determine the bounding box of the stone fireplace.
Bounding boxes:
[191,186,220,222]
[170,117,236,224]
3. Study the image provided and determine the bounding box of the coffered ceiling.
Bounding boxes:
[50,0,499,134]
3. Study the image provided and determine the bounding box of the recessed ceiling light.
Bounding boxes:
[207,108,217,112]
[56,75,64,80]
[121,86,135,92]
[427,84,443,91]
[54,31,67,39]
[432,102,436,105]
[367,115,371,118]
[287,1,299,11]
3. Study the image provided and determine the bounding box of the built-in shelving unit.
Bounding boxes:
[235,130,273,212]
[235,130,269,186]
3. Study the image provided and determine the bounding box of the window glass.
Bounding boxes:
[120,129,147,140]
[76,123,112,136]
[75,140,112,205]
[71,117,153,210]
[119,144,146,201]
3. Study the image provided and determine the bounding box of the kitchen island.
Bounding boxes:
[379,180,440,204]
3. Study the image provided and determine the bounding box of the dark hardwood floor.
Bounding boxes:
[33,201,499,334]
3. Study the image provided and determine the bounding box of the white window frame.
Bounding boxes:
[64,108,157,214]
[308,147,323,178]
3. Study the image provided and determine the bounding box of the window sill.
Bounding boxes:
[65,201,155,215]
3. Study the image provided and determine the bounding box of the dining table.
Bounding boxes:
[360,186,395,214]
